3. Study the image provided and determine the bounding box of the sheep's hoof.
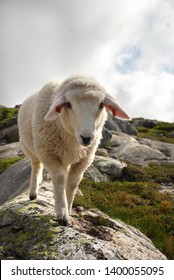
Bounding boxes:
[29,194,37,200]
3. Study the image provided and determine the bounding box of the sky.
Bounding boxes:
[0,0,174,122]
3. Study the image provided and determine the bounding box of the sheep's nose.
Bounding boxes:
[80,135,92,146]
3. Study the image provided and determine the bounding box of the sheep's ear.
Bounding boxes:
[104,93,130,120]
[44,96,65,121]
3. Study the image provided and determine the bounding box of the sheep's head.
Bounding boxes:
[44,76,130,146]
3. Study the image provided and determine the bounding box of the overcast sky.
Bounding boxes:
[1,0,174,121]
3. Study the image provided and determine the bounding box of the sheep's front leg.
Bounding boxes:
[50,170,69,226]
[66,159,91,215]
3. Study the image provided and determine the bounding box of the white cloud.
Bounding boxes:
[0,0,174,121]
[113,71,174,122]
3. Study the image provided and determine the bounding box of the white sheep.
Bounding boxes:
[18,75,129,225]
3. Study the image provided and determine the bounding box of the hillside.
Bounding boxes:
[0,107,174,259]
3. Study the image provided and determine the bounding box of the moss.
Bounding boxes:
[0,157,22,174]
[77,236,91,246]
[0,201,62,260]
[74,178,174,259]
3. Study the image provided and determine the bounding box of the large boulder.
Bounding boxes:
[100,128,112,147]
[93,155,126,180]
[2,124,19,143]
[0,117,19,144]
[110,143,166,166]
[85,155,126,182]
[0,158,31,205]
[85,164,109,182]
[0,181,166,260]
[139,138,174,160]
[105,113,138,135]
[0,142,22,159]
[109,132,167,166]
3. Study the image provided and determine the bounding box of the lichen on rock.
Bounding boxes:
[0,183,167,260]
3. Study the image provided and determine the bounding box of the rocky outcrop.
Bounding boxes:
[0,158,31,205]
[133,118,159,129]
[0,117,19,144]
[138,138,174,160]
[0,181,166,260]
[110,137,166,166]
[109,132,174,166]
[84,155,126,182]
[100,128,112,147]
[92,155,126,180]
[105,113,138,135]
[0,142,23,159]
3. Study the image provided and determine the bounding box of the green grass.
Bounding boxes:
[0,107,18,122]
[137,122,174,144]
[75,179,174,259]
[0,157,22,174]
[122,162,174,184]
[0,107,21,174]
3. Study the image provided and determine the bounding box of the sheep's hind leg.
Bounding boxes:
[20,141,43,201]
[29,160,43,200]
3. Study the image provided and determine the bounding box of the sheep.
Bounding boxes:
[18,75,129,225]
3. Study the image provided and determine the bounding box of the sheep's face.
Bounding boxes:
[44,79,130,146]
[60,89,108,146]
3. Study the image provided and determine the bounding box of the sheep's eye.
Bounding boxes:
[65,102,72,109]
[99,102,104,110]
